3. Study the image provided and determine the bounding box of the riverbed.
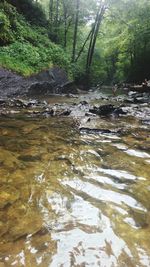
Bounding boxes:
[0,91,150,267]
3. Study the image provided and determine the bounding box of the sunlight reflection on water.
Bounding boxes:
[0,94,150,267]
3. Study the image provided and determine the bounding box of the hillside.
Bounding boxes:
[0,1,70,77]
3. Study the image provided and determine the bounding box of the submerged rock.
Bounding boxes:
[0,187,20,209]
[18,155,42,162]
[79,127,122,135]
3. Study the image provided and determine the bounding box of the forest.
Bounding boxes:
[0,0,150,86]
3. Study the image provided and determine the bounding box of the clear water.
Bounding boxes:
[0,93,150,267]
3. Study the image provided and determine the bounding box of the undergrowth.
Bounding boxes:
[0,1,70,76]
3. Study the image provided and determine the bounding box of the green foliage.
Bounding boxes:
[98,0,150,83]
[0,2,70,76]
[1,0,149,84]
[0,10,14,45]
[71,0,150,84]
[6,0,47,27]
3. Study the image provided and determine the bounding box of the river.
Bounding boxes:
[0,91,150,267]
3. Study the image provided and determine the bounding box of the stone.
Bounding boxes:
[59,81,77,94]
[89,104,126,116]
[28,81,55,95]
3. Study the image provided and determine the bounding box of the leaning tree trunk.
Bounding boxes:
[72,0,80,63]
[75,28,93,62]
[86,10,99,73]
[49,0,53,28]
[85,3,106,81]
[55,0,59,42]
[63,1,68,48]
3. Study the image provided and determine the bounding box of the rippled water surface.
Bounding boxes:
[0,93,150,267]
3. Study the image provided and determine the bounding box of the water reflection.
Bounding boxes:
[0,97,150,267]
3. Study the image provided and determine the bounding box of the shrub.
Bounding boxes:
[0,2,71,77]
[0,11,14,45]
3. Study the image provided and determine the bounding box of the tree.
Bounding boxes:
[86,2,106,75]
[72,0,80,62]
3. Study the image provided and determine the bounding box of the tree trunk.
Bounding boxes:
[75,28,93,62]
[72,0,80,63]
[49,0,53,27]
[55,0,59,42]
[63,1,67,48]
[55,0,59,24]
[86,4,105,75]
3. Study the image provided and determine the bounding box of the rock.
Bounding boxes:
[59,81,77,94]
[0,67,74,97]
[59,110,71,116]
[89,104,114,116]
[32,69,55,83]
[14,99,29,108]
[50,67,68,84]
[79,127,122,135]
[0,99,6,106]
[80,101,88,105]
[89,104,126,116]
[28,81,54,95]
[0,68,28,97]
[18,155,42,162]
[67,94,78,98]
[0,188,20,209]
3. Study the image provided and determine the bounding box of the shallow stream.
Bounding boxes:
[0,91,150,267]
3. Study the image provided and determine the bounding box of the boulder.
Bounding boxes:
[59,81,78,94]
[27,81,55,95]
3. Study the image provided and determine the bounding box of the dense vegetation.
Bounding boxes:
[0,0,150,84]
[0,1,70,76]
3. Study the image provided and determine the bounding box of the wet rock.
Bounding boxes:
[28,81,55,96]
[40,109,54,116]
[0,67,73,97]
[85,112,96,117]
[80,101,88,105]
[59,81,77,94]
[125,97,148,104]
[67,94,78,98]
[59,110,71,116]
[89,104,126,116]
[14,99,30,108]
[125,92,150,104]
[0,99,6,106]
[79,127,122,135]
